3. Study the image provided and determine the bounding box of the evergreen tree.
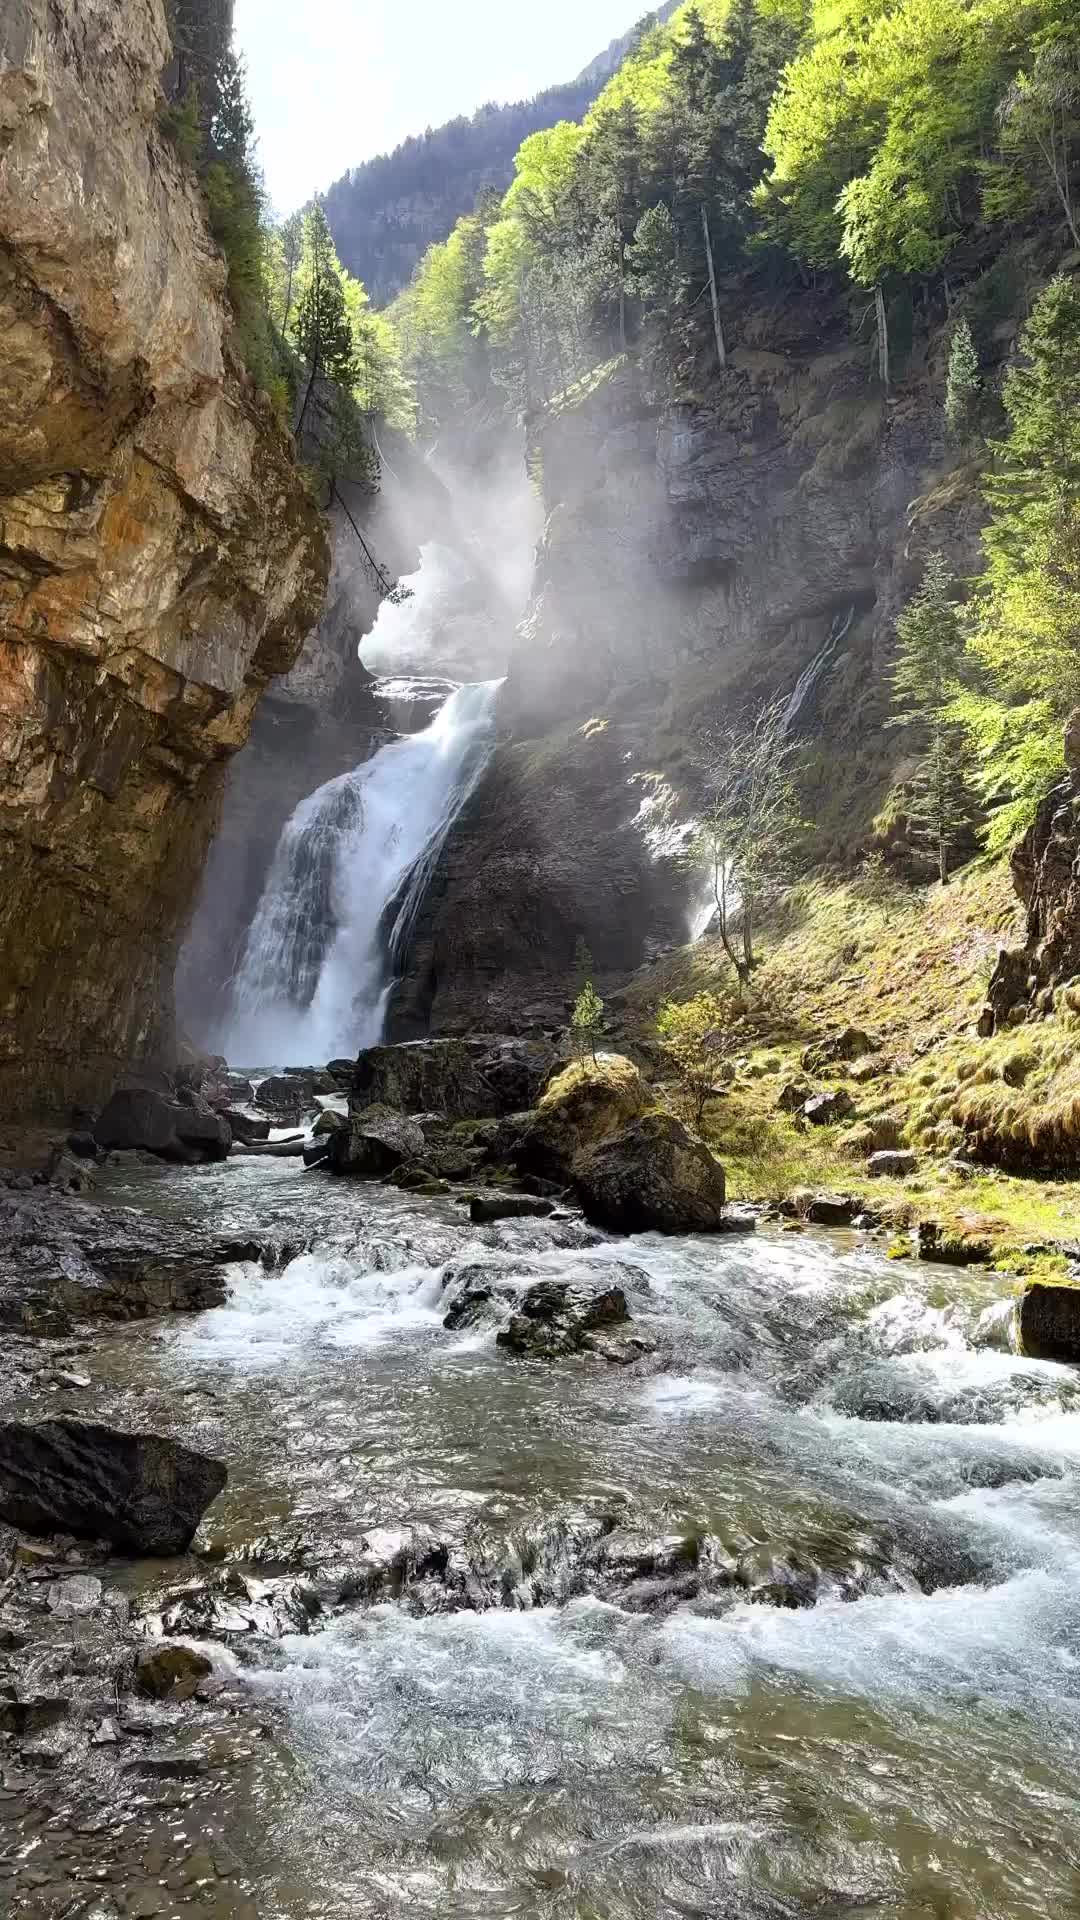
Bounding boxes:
[571,980,605,1061]
[945,316,982,441]
[957,274,1080,848]
[890,554,974,883]
[295,203,359,434]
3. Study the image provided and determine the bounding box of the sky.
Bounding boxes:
[234,0,648,215]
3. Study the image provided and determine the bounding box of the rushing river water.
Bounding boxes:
[37,1153,1080,1920]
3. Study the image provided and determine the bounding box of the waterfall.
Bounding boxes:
[223,680,501,1066]
[779,603,855,735]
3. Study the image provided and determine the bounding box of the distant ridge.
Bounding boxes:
[323,4,680,307]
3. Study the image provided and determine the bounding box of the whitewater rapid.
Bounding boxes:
[224,678,500,1064]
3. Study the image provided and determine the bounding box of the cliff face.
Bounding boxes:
[392,280,997,1037]
[0,0,328,1115]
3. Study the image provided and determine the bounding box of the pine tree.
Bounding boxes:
[295,204,358,435]
[571,980,605,1061]
[945,316,982,441]
[957,274,1080,849]
[890,554,974,883]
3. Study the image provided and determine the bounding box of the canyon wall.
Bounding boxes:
[0,0,328,1116]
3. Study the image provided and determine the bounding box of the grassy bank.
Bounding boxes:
[615,864,1080,1276]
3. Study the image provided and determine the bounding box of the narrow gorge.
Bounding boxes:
[3,1,1080,1917]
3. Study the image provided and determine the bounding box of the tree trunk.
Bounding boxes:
[701,207,726,371]
[875,285,890,391]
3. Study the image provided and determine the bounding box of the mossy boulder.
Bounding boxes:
[327,1105,427,1178]
[574,1113,727,1235]
[516,1054,649,1184]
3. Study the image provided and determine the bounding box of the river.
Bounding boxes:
[27,1149,1080,1919]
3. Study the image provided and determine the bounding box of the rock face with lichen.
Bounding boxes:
[0,0,328,1117]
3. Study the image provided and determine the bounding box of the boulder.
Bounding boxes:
[776,1079,815,1114]
[802,1090,854,1127]
[469,1194,556,1225]
[0,1420,227,1555]
[327,1105,427,1178]
[44,1146,95,1193]
[574,1113,727,1234]
[252,1074,311,1124]
[516,1055,649,1184]
[783,1189,857,1227]
[1017,1283,1080,1363]
[497,1278,629,1358]
[66,1132,99,1160]
[351,1035,558,1120]
[867,1149,918,1178]
[94,1088,230,1164]
[311,1109,347,1138]
[135,1644,213,1702]
[221,1109,270,1145]
[915,1223,993,1266]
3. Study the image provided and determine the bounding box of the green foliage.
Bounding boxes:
[656,990,738,1124]
[571,980,605,1061]
[758,0,1057,284]
[159,84,202,167]
[956,275,1080,849]
[945,316,983,441]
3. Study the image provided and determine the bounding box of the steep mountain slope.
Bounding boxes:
[323,4,678,304]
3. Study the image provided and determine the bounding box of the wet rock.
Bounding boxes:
[469,1193,556,1224]
[916,1223,993,1267]
[868,1149,918,1177]
[252,1074,311,1124]
[136,1644,213,1702]
[351,1035,558,1119]
[65,1132,99,1160]
[94,1087,231,1164]
[574,1113,727,1234]
[221,1109,270,1145]
[0,1190,259,1330]
[497,1278,628,1358]
[311,1109,347,1138]
[44,1146,95,1193]
[515,1054,649,1184]
[0,1419,227,1555]
[327,1105,427,1177]
[46,1573,102,1616]
[802,1090,855,1127]
[1017,1283,1080,1363]
[441,1263,518,1331]
[783,1190,857,1227]
[0,1696,69,1736]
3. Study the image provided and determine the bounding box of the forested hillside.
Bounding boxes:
[322,4,679,304]
[390,0,1080,868]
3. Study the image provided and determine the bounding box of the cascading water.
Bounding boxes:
[223,679,500,1065]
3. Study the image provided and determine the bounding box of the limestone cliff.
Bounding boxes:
[0,0,328,1116]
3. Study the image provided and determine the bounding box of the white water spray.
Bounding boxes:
[224,679,501,1065]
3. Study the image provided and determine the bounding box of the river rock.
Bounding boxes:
[135,1644,213,1701]
[327,1105,427,1177]
[351,1035,558,1119]
[782,1189,857,1226]
[574,1113,727,1234]
[1017,1283,1080,1362]
[252,1074,311,1123]
[0,1190,260,1331]
[221,1108,270,1145]
[469,1194,556,1224]
[515,1054,649,1184]
[94,1088,231,1164]
[0,1419,227,1555]
[497,1278,628,1358]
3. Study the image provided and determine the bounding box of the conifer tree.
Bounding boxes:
[890,554,974,883]
[945,316,982,441]
[295,203,358,434]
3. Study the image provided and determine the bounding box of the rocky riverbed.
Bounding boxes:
[3,1128,1080,1917]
